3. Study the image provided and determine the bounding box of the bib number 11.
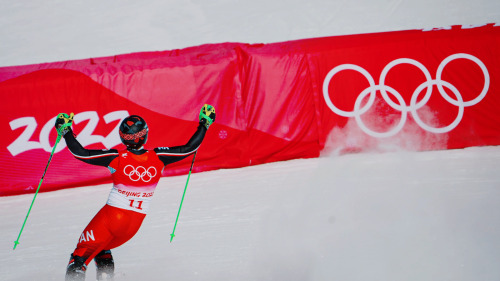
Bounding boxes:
[129,199,143,210]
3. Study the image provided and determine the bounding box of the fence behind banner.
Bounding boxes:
[1,24,499,196]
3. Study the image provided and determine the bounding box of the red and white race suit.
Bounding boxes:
[63,124,206,265]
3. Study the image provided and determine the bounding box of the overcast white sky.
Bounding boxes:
[0,0,498,67]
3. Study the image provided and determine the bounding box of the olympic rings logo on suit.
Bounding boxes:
[322,53,490,138]
[123,165,157,182]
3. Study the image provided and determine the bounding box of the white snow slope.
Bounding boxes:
[2,148,500,281]
[1,1,500,281]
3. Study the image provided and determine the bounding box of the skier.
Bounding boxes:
[56,105,216,281]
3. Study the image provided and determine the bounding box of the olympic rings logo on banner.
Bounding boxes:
[123,165,157,182]
[322,53,490,138]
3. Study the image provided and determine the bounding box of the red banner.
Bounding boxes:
[1,24,499,195]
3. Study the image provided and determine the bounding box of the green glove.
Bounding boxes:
[199,104,216,129]
[55,112,74,136]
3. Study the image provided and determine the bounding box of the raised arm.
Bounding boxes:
[63,129,119,167]
[154,104,216,166]
[55,114,118,167]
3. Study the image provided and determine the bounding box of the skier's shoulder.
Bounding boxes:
[154,147,171,154]
[74,147,119,160]
[154,146,184,157]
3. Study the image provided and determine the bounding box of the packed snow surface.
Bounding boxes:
[2,147,500,280]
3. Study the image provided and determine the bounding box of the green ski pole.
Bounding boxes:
[170,151,197,243]
[13,113,73,250]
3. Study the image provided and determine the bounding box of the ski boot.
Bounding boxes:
[95,249,115,280]
[65,254,87,281]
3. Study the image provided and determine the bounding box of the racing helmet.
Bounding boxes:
[119,115,148,149]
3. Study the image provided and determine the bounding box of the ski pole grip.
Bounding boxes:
[56,112,74,136]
